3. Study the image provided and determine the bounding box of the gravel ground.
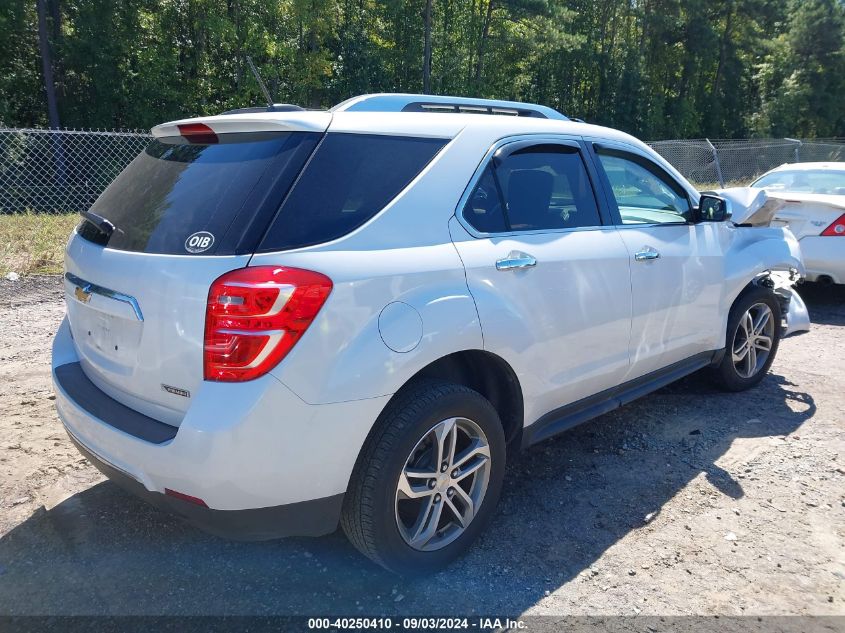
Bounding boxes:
[0,275,843,617]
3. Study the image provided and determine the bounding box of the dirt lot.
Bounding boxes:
[0,275,843,617]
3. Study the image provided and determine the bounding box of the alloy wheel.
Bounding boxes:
[394,417,492,552]
[732,302,775,379]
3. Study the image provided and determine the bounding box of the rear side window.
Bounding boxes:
[462,143,602,233]
[78,132,320,255]
[258,133,447,251]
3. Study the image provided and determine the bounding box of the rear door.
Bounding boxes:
[588,141,725,378]
[450,137,632,425]
[63,120,326,425]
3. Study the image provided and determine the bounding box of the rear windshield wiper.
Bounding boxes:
[80,210,116,238]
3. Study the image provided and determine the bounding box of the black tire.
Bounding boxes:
[341,379,506,575]
[712,285,782,392]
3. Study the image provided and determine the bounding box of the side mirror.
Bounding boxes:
[696,193,731,222]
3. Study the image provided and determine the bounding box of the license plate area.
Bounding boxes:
[64,275,144,374]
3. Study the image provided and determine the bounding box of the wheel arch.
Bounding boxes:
[364,349,525,454]
[412,350,524,447]
[718,228,802,346]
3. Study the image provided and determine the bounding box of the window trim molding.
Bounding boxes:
[454,134,611,239]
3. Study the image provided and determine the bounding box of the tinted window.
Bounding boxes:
[79,132,320,255]
[259,133,447,251]
[596,150,691,224]
[462,166,507,233]
[752,169,845,195]
[462,144,601,233]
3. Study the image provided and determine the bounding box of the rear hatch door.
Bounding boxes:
[63,113,328,425]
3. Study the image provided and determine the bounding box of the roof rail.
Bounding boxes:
[331,94,568,121]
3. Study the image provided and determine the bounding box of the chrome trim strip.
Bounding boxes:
[216,328,286,336]
[614,222,690,230]
[64,272,144,321]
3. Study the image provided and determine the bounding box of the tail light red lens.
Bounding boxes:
[164,488,208,507]
[177,123,218,144]
[204,266,332,382]
[821,213,845,236]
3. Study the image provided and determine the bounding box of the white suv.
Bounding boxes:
[52,94,806,573]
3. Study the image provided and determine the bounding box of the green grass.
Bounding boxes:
[694,180,750,191]
[0,213,78,276]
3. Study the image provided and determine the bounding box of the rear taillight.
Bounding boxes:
[178,122,218,144]
[821,213,845,236]
[204,266,332,382]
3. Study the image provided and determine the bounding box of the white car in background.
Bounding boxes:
[52,94,808,573]
[751,162,845,284]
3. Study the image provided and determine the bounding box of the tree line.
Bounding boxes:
[1,0,844,139]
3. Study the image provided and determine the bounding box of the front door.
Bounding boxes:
[589,142,726,379]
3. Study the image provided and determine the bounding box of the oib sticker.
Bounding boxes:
[185,231,215,254]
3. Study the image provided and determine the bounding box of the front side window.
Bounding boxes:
[462,143,601,233]
[596,150,692,225]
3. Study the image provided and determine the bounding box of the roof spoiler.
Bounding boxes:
[221,104,305,116]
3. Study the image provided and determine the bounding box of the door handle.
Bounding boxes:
[496,251,537,271]
[634,247,661,262]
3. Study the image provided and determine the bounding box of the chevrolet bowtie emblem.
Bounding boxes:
[74,285,92,304]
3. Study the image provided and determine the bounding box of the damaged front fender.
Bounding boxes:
[715,189,809,337]
[723,229,808,337]
[725,224,805,280]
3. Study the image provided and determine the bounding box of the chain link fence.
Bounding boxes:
[2,127,845,215]
[0,128,151,215]
[649,137,845,188]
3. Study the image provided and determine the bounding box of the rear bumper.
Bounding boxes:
[52,317,390,539]
[799,236,845,283]
[67,431,343,540]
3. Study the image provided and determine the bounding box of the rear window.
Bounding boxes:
[258,133,448,252]
[78,132,320,255]
[752,169,845,195]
